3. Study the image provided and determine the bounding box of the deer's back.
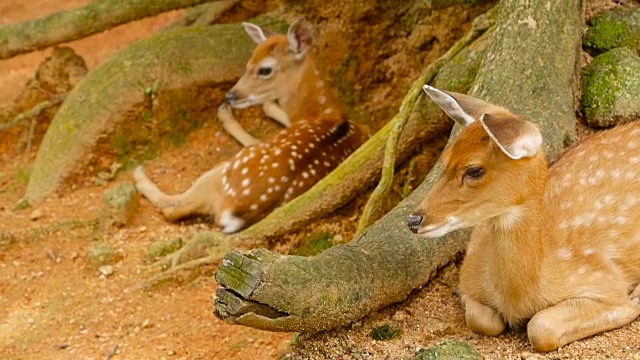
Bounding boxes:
[544,121,640,295]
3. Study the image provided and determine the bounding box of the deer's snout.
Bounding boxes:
[408,213,424,234]
[225,91,237,104]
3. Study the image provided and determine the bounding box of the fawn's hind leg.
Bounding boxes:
[134,164,225,222]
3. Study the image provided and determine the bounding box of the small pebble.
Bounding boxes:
[98,265,114,277]
[30,209,43,221]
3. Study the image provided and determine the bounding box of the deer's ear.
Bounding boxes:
[242,22,276,44]
[287,18,313,57]
[479,114,542,160]
[422,85,511,128]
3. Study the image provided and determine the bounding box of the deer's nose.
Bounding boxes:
[408,214,424,234]
[225,92,236,104]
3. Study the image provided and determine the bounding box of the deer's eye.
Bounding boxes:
[465,166,485,179]
[462,165,485,185]
[257,66,272,77]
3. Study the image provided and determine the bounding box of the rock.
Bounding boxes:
[416,340,482,360]
[29,209,44,221]
[98,265,114,277]
[581,48,640,128]
[87,242,120,268]
[584,7,640,56]
[99,183,138,231]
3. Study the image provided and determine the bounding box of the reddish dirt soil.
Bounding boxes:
[0,2,292,359]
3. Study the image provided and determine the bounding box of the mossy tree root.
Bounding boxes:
[0,0,222,60]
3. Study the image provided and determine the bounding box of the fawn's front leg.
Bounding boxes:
[462,294,507,336]
[262,101,290,127]
[527,286,640,352]
[217,104,261,147]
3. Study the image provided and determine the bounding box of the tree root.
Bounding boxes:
[0,0,222,60]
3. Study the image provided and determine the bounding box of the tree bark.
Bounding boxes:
[0,0,221,60]
[213,0,583,333]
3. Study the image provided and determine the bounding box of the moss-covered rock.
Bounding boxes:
[416,340,482,360]
[584,7,640,56]
[87,241,121,268]
[582,47,640,128]
[99,183,138,231]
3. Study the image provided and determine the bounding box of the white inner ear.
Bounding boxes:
[242,22,267,44]
[422,85,475,126]
[479,114,542,160]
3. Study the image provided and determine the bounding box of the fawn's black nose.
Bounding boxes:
[225,92,236,104]
[408,214,423,234]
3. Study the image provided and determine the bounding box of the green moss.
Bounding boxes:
[370,323,402,341]
[416,340,482,360]
[147,236,184,262]
[293,232,333,256]
[584,7,640,55]
[581,48,640,127]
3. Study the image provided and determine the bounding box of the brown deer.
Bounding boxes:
[408,85,640,352]
[134,19,366,233]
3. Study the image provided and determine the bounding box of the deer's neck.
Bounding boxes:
[476,164,548,299]
[280,57,344,121]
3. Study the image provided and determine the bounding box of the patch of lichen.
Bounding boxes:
[584,7,640,56]
[581,47,640,128]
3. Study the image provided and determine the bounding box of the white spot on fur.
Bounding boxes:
[250,204,258,210]
[241,167,248,175]
[318,95,326,104]
[281,176,289,183]
[316,80,324,88]
[242,188,250,196]
[557,248,572,260]
[583,248,594,256]
[324,108,333,115]
[220,210,244,234]
[241,178,250,187]
[260,194,267,202]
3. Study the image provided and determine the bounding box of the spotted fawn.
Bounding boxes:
[408,85,640,352]
[134,19,366,233]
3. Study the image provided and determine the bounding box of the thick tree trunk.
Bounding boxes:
[0,0,220,60]
[213,0,583,333]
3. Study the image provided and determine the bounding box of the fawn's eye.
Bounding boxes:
[257,66,273,77]
[463,166,485,184]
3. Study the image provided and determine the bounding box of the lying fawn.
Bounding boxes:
[134,19,365,233]
[408,85,640,352]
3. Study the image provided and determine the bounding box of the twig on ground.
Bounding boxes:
[0,92,67,131]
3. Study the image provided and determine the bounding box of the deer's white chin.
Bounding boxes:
[229,95,260,109]
[418,216,463,238]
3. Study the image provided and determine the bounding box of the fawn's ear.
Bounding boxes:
[242,22,277,44]
[479,113,543,160]
[287,18,312,58]
[422,85,508,127]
